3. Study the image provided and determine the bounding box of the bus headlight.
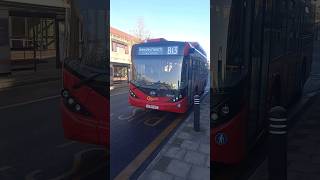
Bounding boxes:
[170,94,182,103]
[221,104,230,115]
[211,112,219,121]
[75,104,81,111]
[211,95,242,126]
[129,89,138,98]
[72,103,90,116]
[61,89,69,98]
[61,89,90,116]
[67,97,75,105]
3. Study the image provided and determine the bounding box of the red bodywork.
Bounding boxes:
[128,83,189,113]
[211,106,247,164]
[61,69,109,145]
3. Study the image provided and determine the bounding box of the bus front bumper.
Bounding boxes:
[128,96,189,113]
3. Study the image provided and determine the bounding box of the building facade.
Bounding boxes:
[110,27,140,85]
[0,0,65,74]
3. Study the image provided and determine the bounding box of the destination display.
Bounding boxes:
[137,46,180,55]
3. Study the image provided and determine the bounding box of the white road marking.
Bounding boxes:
[48,148,105,180]
[0,166,12,171]
[25,170,42,180]
[0,95,60,110]
[118,108,139,121]
[0,79,61,92]
[56,141,76,148]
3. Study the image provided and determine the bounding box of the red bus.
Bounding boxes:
[60,0,109,145]
[211,0,315,164]
[129,39,208,113]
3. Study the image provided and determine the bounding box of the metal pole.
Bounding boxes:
[193,94,200,132]
[55,19,61,68]
[33,24,37,72]
[268,106,287,180]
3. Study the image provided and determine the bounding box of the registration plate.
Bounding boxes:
[146,104,159,110]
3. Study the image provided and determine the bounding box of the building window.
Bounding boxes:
[113,65,128,81]
[10,17,56,50]
[11,17,25,38]
[112,41,117,52]
[111,40,129,54]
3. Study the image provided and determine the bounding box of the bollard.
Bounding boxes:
[268,106,287,180]
[194,95,200,132]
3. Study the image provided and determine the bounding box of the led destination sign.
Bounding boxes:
[137,46,180,55]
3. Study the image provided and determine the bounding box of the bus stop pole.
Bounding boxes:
[268,106,287,180]
[194,94,200,132]
[33,25,37,72]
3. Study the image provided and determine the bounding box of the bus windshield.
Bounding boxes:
[131,55,186,90]
[211,0,247,94]
[64,0,107,83]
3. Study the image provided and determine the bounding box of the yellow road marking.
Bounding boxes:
[114,114,186,180]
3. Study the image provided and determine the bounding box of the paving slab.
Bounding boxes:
[138,94,210,180]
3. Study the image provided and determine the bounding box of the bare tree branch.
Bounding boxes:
[131,17,151,41]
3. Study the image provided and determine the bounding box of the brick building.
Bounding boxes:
[110,26,140,85]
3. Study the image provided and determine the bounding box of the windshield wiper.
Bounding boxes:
[73,72,107,89]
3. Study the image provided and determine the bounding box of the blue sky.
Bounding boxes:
[110,0,210,60]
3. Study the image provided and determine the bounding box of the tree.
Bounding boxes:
[131,17,151,41]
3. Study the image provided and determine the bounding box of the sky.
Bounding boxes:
[110,0,210,60]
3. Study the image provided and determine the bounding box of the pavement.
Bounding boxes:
[138,93,210,180]
[303,40,320,95]
[249,39,320,180]
[248,92,320,180]
[0,58,61,90]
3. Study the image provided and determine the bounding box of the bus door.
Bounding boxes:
[187,56,193,105]
[192,56,199,95]
[247,0,273,144]
[192,56,198,95]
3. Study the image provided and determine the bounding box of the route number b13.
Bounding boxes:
[167,46,178,55]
